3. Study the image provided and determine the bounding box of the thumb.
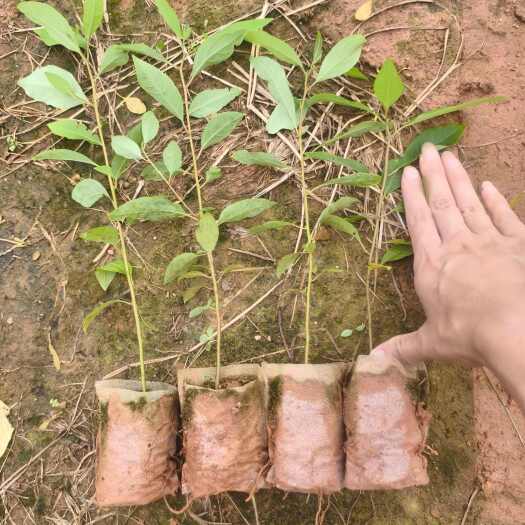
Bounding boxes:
[371,327,431,367]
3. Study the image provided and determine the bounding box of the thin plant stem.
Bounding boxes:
[178,58,223,388]
[82,50,147,392]
[297,71,314,364]
[366,116,392,351]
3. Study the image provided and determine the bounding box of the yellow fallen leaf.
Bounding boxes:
[0,401,14,459]
[47,333,61,371]
[355,0,373,21]
[125,96,146,114]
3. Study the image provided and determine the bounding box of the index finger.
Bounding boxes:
[402,166,441,259]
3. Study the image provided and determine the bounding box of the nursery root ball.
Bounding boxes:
[95,380,179,507]
[263,363,347,494]
[344,353,430,490]
[178,365,268,498]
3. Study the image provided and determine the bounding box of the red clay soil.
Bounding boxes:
[263,363,347,494]
[177,365,268,498]
[344,353,429,490]
[95,380,179,507]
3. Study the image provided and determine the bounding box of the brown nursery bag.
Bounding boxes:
[95,379,179,506]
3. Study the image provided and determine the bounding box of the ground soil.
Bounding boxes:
[1,0,524,524]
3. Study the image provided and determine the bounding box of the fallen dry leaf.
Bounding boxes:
[125,96,147,114]
[355,0,373,21]
[0,401,14,459]
[47,333,61,371]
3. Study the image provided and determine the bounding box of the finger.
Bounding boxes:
[419,143,466,239]
[371,328,431,367]
[441,151,496,234]
[402,166,441,259]
[481,181,525,236]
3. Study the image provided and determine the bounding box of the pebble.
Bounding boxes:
[6,316,13,325]
[32,251,41,261]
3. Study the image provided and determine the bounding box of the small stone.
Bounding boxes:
[32,251,41,261]
[72,174,81,183]
[254,335,262,341]
[6,316,13,325]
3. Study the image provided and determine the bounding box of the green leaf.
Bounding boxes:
[347,67,368,80]
[319,196,359,223]
[276,253,299,276]
[381,243,413,264]
[304,151,367,172]
[190,301,212,319]
[249,220,294,234]
[17,1,80,53]
[189,87,241,118]
[110,196,185,222]
[19,66,87,110]
[33,148,96,165]
[95,165,114,177]
[251,56,297,133]
[45,72,87,103]
[196,213,219,252]
[48,119,101,145]
[82,0,104,38]
[341,328,353,338]
[99,46,129,74]
[183,284,206,303]
[385,124,465,194]
[319,173,381,188]
[155,0,183,38]
[374,58,404,111]
[206,166,221,183]
[315,35,366,83]
[232,149,288,170]
[191,31,240,80]
[71,179,109,207]
[165,253,200,284]
[162,141,182,175]
[82,300,126,332]
[118,43,165,62]
[221,18,273,38]
[325,120,386,144]
[201,111,244,150]
[322,214,359,238]
[407,96,507,126]
[140,161,169,181]
[111,135,142,160]
[218,198,275,225]
[80,226,119,245]
[312,31,323,64]
[305,93,371,113]
[133,56,183,121]
[95,269,116,291]
[245,30,302,67]
[141,111,159,144]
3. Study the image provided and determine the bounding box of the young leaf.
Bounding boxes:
[165,253,200,284]
[218,198,275,224]
[83,300,125,332]
[251,56,297,133]
[19,66,87,109]
[249,220,294,234]
[95,268,115,291]
[190,302,213,319]
[325,120,386,144]
[48,119,101,145]
[276,253,299,276]
[133,56,183,121]
[82,0,104,38]
[155,0,183,38]
[111,135,142,160]
[33,149,96,165]
[205,166,222,183]
[374,59,404,111]
[191,31,240,80]
[71,179,109,207]
[305,93,371,113]
[80,225,119,245]
[315,35,366,84]
[196,213,219,252]
[17,1,80,53]
[319,196,359,223]
[319,173,381,188]
[407,96,507,126]
[163,141,182,175]
[201,112,244,150]
[232,150,288,170]
[189,87,241,118]
[244,30,302,67]
[110,196,185,222]
[99,46,129,74]
[381,243,413,264]
[385,124,465,194]
[304,151,367,172]
[141,111,159,144]
[312,31,323,64]
[322,214,359,238]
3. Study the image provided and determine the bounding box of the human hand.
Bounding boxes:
[373,143,525,404]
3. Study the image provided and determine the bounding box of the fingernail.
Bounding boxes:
[403,166,419,179]
[370,346,387,357]
[481,180,494,192]
[421,142,436,154]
